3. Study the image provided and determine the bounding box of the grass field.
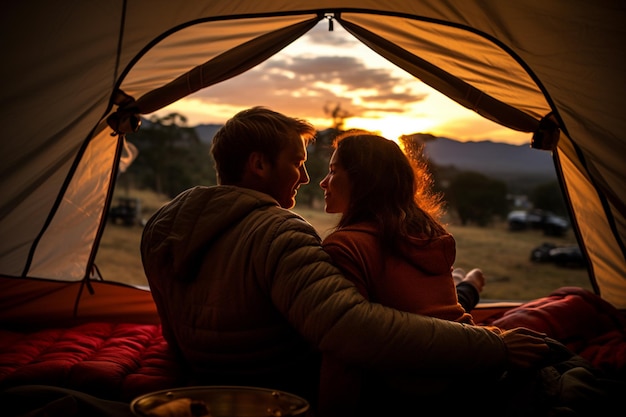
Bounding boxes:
[96,190,592,301]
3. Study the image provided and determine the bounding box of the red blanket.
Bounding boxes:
[483,287,626,378]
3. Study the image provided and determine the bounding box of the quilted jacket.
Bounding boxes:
[141,185,508,401]
[322,222,474,323]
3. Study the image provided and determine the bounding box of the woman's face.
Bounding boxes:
[319,149,351,214]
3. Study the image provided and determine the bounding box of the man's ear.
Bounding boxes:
[247,151,269,178]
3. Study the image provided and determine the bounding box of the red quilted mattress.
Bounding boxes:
[0,322,188,402]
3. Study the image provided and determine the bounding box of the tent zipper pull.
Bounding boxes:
[326,14,334,31]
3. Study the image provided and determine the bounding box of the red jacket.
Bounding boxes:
[319,222,479,416]
[322,222,473,324]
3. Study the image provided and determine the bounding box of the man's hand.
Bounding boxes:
[500,327,550,369]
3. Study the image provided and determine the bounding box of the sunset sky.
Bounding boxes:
[151,20,530,146]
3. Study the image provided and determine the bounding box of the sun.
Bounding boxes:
[342,115,438,142]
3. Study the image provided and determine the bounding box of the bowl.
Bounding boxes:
[130,385,311,417]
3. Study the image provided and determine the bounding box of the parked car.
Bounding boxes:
[530,242,587,268]
[507,209,569,236]
[109,197,142,226]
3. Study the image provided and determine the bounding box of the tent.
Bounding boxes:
[1,0,625,329]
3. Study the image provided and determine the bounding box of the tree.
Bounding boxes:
[120,113,216,197]
[446,171,508,226]
[298,128,337,208]
[323,102,352,130]
[529,181,568,216]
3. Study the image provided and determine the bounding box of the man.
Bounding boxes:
[141,106,548,413]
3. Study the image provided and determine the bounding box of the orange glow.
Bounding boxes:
[151,21,531,146]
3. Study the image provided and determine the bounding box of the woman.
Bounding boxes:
[318,130,493,416]
[320,130,481,320]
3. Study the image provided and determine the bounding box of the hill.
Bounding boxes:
[194,125,557,184]
[195,124,221,144]
[422,136,555,176]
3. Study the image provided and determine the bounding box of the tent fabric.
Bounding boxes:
[0,277,159,328]
[133,17,320,115]
[339,17,541,133]
[1,0,625,321]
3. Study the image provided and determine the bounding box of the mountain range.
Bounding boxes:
[419,136,555,176]
[194,124,556,178]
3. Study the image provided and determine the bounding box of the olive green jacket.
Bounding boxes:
[141,185,507,400]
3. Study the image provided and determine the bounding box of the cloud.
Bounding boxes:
[190,52,428,123]
[152,23,528,144]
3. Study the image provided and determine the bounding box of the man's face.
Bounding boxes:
[266,136,310,209]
